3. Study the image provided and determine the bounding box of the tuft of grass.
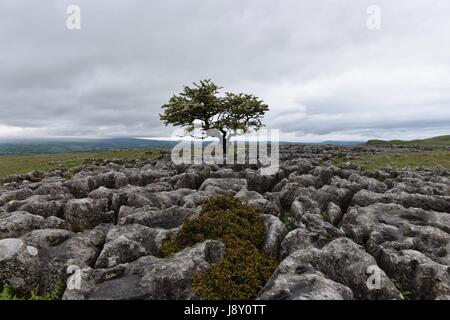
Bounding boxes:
[0,284,19,300]
[390,278,414,300]
[0,280,65,300]
[279,209,296,231]
[70,224,85,233]
[3,195,15,203]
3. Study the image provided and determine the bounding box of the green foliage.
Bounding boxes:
[217,92,268,133]
[161,195,277,300]
[161,195,266,255]
[30,281,65,300]
[390,278,414,300]
[70,224,85,233]
[201,195,247,213]
[160,80,269,152]
[0,281,64,300]
[279,209,296,231]
[3,195,15,203]
[0,284,18,300]
[192,236,277,300]
[160,79,222,134]
[160,239,179,257]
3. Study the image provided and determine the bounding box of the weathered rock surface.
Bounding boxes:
[260,214,287,258]
[63,240,224,300]
[105,224,176,257]
[199,178,248,193]
[64,198,113,229]
[235,190,281,216]
[352,190,450,213]
[1,143,449,300]
[342,203,450,299]
[277,238,402,300]
[118,206,197,229]
[0,211,68,239]
[0,238,40,295]
[95,236,146,268]
[258,270,354,300]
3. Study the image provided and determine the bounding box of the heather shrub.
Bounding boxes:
[161,195,277,300]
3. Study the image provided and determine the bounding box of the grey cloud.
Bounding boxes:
[0,0,449,141]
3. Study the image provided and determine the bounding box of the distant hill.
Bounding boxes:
[367,135,450,147]
[0,135,406,156]
[0,138,179,155]
[281,141,364,146]
[317,141,364,146]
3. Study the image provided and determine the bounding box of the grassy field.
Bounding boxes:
[0,148,162,180]
[2,147,449,182]
[339,151,450,170]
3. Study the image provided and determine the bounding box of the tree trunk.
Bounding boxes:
[222,133,227,157]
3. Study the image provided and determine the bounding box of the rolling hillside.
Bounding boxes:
[0,138,178,155]
[367,135,450,147]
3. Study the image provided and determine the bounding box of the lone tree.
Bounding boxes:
[160,80,269,154]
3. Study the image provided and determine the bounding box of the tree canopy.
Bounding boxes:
[160,79,269,153]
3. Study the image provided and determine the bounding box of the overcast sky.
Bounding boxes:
[0,0,449,142]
